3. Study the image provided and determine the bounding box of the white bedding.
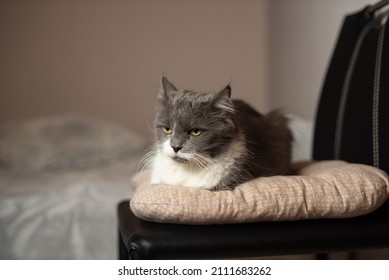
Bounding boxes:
[0,157,141,259]
[0,115,145,259]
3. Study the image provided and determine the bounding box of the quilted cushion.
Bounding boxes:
[130,161,389,225]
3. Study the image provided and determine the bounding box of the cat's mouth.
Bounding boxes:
[171,155,190,164]
[162,142,194,163]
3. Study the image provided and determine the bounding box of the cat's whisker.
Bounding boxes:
[192,156,210,173]
[191,152,215,172]
[137,148,157,174]
[194,151,215,164]
[145,120,156,136]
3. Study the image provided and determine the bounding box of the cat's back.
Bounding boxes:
[233,100,292,177]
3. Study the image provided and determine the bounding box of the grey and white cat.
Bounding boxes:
[146,76,292,191]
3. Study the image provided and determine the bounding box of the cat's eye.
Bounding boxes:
[190,128,202,136]
[161,126,172,134]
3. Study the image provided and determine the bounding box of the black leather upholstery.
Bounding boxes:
[313,2,389,216]
[314,5,389,174]
[118,201,389,260]
[118,1,389,260]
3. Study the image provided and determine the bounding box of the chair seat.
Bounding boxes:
[118,200,389,259]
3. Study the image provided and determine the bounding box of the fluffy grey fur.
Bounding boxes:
[147,76,292,190]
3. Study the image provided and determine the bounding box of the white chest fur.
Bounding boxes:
[150,139,246,189]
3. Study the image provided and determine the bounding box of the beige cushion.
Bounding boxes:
[130,161,389,225]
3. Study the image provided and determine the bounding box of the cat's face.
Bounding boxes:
[155,77,236,164]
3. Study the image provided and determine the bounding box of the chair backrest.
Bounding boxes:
[313,1,389,175]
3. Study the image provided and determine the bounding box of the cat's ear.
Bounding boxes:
[218,84,232,98]
[159,76,177,99]
[213,84,235,113]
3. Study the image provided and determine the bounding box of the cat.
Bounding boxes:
[144,76,292,191]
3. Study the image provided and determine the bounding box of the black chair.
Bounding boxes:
[118,1,389,260]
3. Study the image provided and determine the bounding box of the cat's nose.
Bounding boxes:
[171,145,183,153]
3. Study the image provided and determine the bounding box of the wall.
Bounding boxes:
[1,0,378,135]
[0,0,269,137]
[268,0,374,120]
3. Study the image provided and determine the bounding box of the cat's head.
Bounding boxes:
[154,76,236,164]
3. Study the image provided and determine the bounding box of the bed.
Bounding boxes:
[0,115,145,259]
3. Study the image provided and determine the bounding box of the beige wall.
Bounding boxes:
[1,0,377,137]
[0,0,269,137]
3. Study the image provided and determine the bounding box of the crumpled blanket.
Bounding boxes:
[0,115,144,259]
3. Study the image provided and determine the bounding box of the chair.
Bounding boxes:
[118,0,389,260]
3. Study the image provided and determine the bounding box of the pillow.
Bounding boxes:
[130,161,389,225]
[287,114,313,162]
[0,115,145,172]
